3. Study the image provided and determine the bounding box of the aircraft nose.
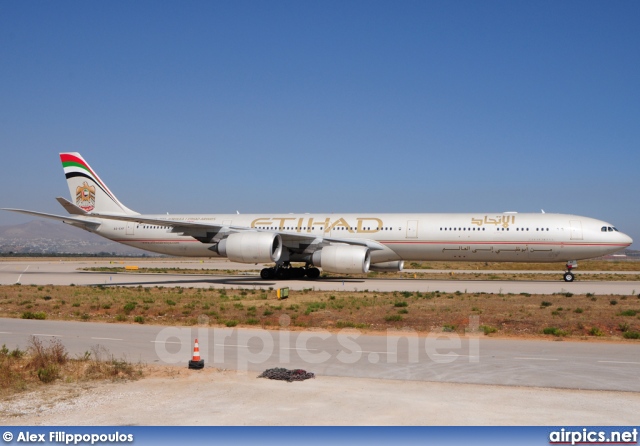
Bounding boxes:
[614,230,634,247]
[621,232,633,247]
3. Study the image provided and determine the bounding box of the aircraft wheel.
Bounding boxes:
[260,268,273,280]
[306,267,320,279]
[563,272,575,282]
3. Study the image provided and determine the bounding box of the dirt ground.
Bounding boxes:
[3,283,640,339]
[1,365,639,426]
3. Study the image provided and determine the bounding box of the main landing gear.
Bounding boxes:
[260,262,320,280]
[563,260,578,282]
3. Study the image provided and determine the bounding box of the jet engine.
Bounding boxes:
[312,245,370,274]
[217,232,283,263]
[369,260,404,272]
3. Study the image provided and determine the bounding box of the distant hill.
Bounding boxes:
[0,220,158,256]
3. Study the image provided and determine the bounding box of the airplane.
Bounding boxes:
[2,152,633,282]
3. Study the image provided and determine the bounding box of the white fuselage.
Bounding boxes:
[92,212,631,263]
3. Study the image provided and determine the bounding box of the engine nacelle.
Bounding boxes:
[369,260,404,272]
[217,232,282,263]
[312,245,370,274]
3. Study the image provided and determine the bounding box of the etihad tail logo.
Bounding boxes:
[76,181,96,211]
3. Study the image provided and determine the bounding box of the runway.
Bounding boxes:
[1,259,639,295]
[1,317,639,392]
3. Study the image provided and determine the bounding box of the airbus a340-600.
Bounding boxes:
[3,153,633,282]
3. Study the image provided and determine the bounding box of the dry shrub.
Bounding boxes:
[0,345,28,393]
[27,336,67,370]
[83,345,142,381]
[0,340,143,399]
[26,336,68,383]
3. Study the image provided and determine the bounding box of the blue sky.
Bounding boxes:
[1,1,639,247]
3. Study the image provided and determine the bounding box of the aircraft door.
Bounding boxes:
[406,220,418,238]
[569,220,583,240]
[126,222,135,235]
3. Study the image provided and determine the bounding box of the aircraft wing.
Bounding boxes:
[86,212,230,233]
[85,212,387,252]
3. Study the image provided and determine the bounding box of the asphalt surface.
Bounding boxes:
[1,259,639,295]
[1,317,639,392]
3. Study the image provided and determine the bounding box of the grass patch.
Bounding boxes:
[542,327,569,337]
[480,325,498,335]
[619,310,638,317]
[589,327,605,337]
[304,302,326,315]
[335,321,369,329]
[21,311,46,320]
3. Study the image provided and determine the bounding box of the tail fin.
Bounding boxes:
[60,152,138,215]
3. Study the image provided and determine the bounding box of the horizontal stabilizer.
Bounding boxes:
[56,197,88,215]
[1,208,101,230]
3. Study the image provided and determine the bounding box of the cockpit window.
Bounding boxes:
[608,227,614,232]
[613,227,619,232]
[601,226,607,232]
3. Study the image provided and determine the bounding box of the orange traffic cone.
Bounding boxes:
[188,338,204,370]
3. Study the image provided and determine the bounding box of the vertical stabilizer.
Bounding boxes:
[60,152,138,215]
